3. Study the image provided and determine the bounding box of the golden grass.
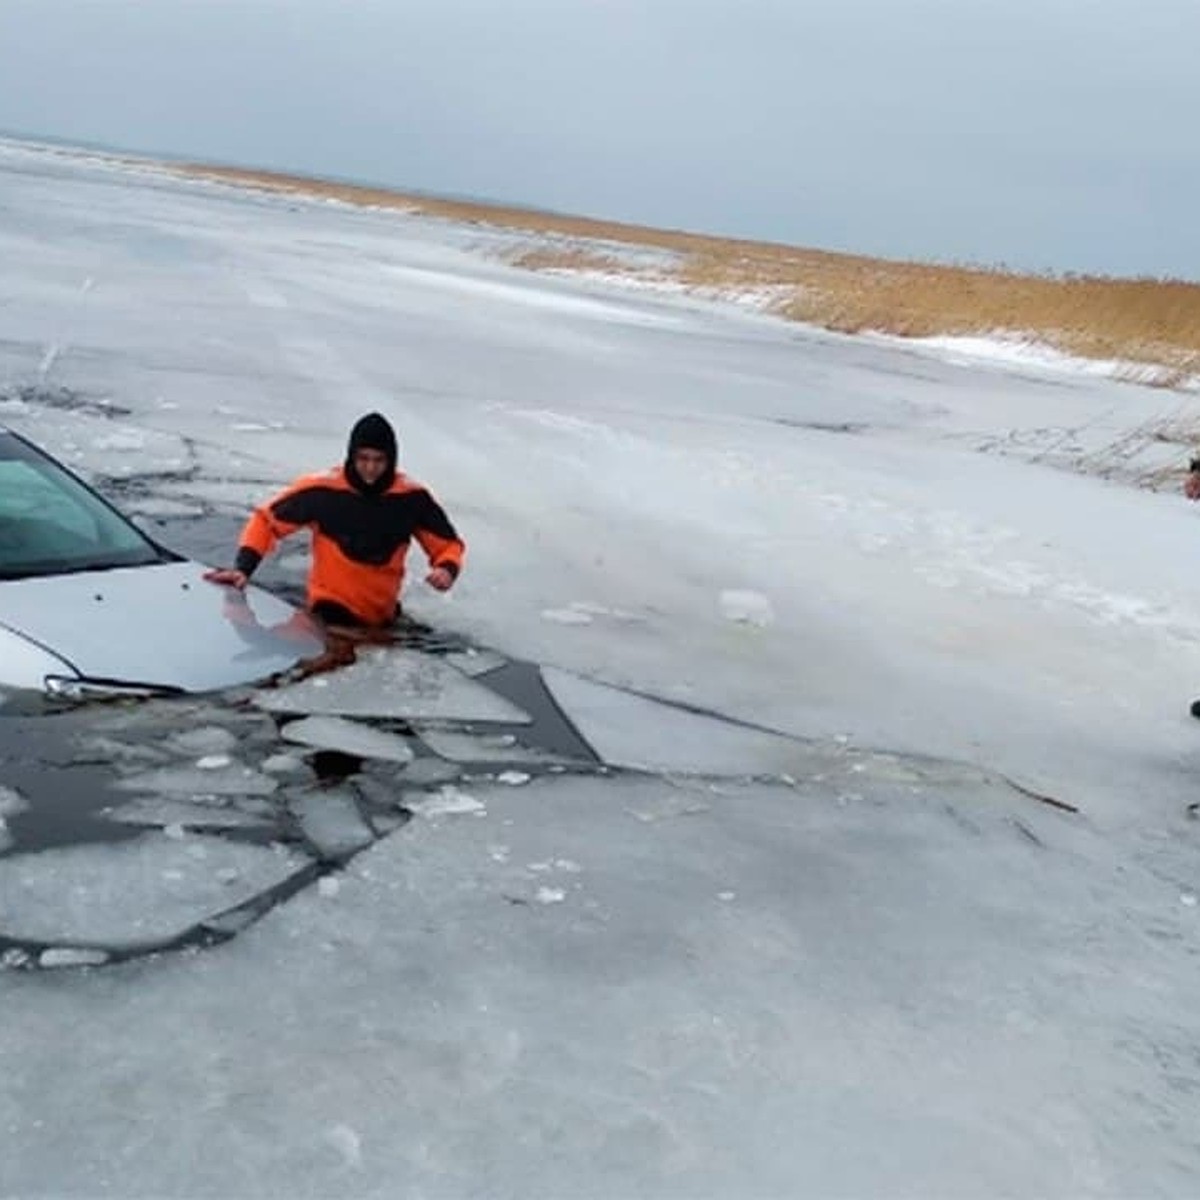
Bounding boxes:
[176,163,1200,385]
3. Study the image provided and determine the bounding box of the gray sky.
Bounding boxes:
[1,0,1197,278]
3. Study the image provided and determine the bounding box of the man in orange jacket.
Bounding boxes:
[204,412,464,628]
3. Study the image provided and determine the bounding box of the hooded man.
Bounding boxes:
[204,412,464,628]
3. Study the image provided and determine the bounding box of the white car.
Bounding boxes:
[0,426,323,700]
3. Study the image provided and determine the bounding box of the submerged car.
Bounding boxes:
[0,426,323,700]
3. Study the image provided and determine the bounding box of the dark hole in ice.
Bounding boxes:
[471,661,600,765]
[310,749,365,781]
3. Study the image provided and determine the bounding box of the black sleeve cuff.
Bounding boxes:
[1190,458,1200,474]
[234,547,263,576]
[436,560,460,581]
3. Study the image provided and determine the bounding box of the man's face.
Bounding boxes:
[354,448,390,485]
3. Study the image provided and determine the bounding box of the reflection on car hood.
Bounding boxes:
[0,561,324,692]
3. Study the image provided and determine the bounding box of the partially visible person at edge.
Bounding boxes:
[204,412,464,629]
[1186,455,1200,502]
[1184,456,1200,717]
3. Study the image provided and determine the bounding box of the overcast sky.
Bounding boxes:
[1,0,1196,278]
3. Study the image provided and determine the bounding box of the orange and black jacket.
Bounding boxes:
[233,466,465,626]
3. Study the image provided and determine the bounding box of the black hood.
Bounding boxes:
[344,412,398,495]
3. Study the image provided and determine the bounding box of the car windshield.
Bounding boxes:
[0,433,167,579]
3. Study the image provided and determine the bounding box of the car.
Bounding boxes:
[0,426,324,700]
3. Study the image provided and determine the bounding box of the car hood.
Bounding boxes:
[0,561,324,692]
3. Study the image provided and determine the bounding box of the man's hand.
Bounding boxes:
[1185,472,1200,501]
[203,567,249,590]
[425,567,454,592]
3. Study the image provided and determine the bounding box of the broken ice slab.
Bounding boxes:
[287,787,376,858]
[114,762,279,798]
[255,646,531,723]
[104,798,275,831]
[280,715,415,764]
[414,726,578,766]
[540,668,811,776]
[0,833,310,947]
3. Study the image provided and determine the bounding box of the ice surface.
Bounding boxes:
[287,787,376,858]
[280,715,415,764]
[255,647,531,723]
[542,667,813,775]
[0,833,309,946]
[3,771,1191,1196]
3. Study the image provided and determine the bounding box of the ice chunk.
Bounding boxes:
[535,887,566,904]
[718,589,774,627]
[288,787,375,858]
[318,875,341,899]
[281,716,415,764]
[405,785,486,818]
[115,762,279,797]
[0,785,28,818]
[38,947,110,969]
[167,726,240,757]
[104,799,273,831]
[0,834,310,946]
[496,771,532,787]
[261,753,309,777]
[255,646,530,723]
[415,727,573,766]
[541,668,808,776]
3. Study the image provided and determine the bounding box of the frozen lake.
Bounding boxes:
[1,138,1199,1198]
